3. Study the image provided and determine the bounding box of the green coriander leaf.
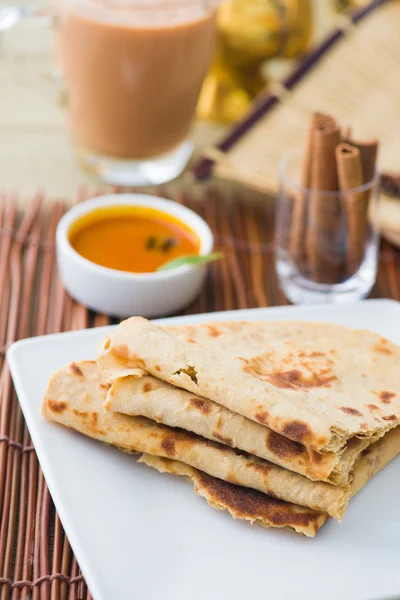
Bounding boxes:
[157,252,223,271]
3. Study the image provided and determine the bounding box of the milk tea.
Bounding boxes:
[57,0,217,160]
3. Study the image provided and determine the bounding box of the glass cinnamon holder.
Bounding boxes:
[275,151,380,304]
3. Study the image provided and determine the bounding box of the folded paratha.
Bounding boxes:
[98,319,400,453]
[42,361,400,522]
[106,375,371,484]
[138,455,329,537]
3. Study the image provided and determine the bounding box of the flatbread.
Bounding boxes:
[138,455,329,537]
[42,362,400,521]
[106,374,371,484]
[97,319,400,452]
[140,414,400,535]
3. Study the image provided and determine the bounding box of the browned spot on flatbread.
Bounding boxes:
[195,472,326,530]
[72,409,88,418]
[227,470,238,484]
[265,369,336,389]
[161,436,176,456]
[188,397,212,415]
[241,353,336,389]
[372,344,392,355]
[91,412,98,427]
[111,344,128,358]
[186,337,198,344]
[266,430,304,460]
[366,404,379,411]
[378,391,395,404]
[299,362,313,373]
[47,399,67,413]
[216,415,223,430]
[340,407,363,416]
[69,363,83,376]
[247,462,270,477]
[382,415,397,421]
[360,423,369,431]
[155,365,161,372]
[99,383,111,391]
[142,381,153,393]
[212,431,234,447]
[111,345,146,368]
[255,411,269,426]
[310,450,323,464]
[282,420,312,444]
[207,324,223,338]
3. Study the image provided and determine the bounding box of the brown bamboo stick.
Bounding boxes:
[0,194,42,600]
[29,201,64,600]
[51,514,64,600]
[216,192,234,312]
[2,403,21,598]
[22,441,38,600]
[0,194,17,298]
[39,486,51,600]
[60,535,71,600]
[386,245,400,301]
[0,195,17,375]
[203,187,230,312]
[184,190,211,315]
[32,470,44,600]
[36,204,61,336]
[11,214,42,598]
[243,200,268,308]
[47,202,66,335]
[0,194,41,497]
[228,194,248,310]
[68,556,79,600]
[42,202,69,600]
[11,427,29,600]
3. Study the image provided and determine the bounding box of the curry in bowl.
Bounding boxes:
[68,205,201,274]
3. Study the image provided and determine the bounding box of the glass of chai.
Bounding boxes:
[55,0,219,185]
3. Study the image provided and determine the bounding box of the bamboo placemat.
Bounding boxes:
[193,0,400,191]
[0,188,400,599]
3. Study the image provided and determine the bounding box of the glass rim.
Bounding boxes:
[73,0,221,12]
[279,150,380,197]
[67,0,220,26]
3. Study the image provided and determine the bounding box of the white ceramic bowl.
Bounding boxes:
[56,194,213,318]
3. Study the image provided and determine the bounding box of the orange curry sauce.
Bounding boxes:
[68,205,200,273]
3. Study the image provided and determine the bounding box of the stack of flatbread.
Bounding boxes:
[42,319,400,537]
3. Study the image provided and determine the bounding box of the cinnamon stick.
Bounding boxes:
[336,143,373,274]
[289,113,335,271]
[306,121,343,283]
[343,138,378,184]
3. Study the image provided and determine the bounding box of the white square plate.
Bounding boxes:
[8,299,400,600]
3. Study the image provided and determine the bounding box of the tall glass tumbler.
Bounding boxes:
[55,0,220,185]
[275,151,380,304]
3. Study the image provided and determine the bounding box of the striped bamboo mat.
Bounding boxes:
[0,187,399,599]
